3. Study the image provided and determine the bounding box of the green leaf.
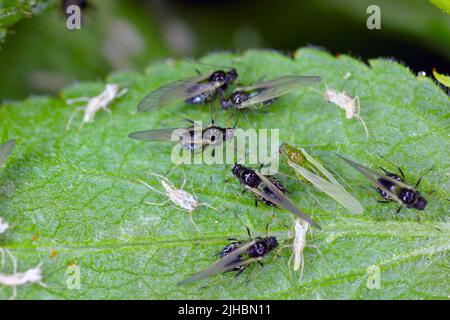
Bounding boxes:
[0,0,55,47]
[433,68,450,88]
[430,0,450,14]
[0,48,449,299]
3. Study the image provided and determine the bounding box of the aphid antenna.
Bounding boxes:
[137,179,166,197]
[414,167,433,188]
[184,57,235,71]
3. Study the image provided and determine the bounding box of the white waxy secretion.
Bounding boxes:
[138,172,215,230]
[66,83,128,130]
[292,218,309,282]
[0,248,46,300]
[323,86,369,139]
[0,218,9,234]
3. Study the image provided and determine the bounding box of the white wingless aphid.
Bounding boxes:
[138,172,216,230]
[322,85,369,139]
[0,218,9,234]
[66,83,128,130]
[0,248,46,300]
[290,218,309,283]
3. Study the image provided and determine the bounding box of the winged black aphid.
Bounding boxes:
[336,154,429,214]
[231,163,321,229]
[138,69,238,112]
[221,75,321,110]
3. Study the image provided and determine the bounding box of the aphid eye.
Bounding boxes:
[268,236,278,248]
[415,197,427,210]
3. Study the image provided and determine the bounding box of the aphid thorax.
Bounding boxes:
[66,83,127,130]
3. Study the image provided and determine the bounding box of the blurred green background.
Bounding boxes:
[0,0,449,100]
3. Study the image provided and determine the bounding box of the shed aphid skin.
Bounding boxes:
[66,83,128,130]
[0,139,16,167]
[321,85,369,139]
[0,218,9,234]
[291,218,309,282]
[138,172,216,230]
[221,75,322,110]
[280,143,363,214]
[335,154,430,217]
[138,68,238,112]
[0,248,46,300]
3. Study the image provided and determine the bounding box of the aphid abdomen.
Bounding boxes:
[220,242,245,272]
[259,177,287,207]
[377,173,403,200]
[220,242,242,258]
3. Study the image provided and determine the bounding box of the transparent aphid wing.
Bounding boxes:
[138,74,219,112]
[289,162,364,214]
[251,171,321,229]
[178,240,256,285]
[239,75,321,108]
[0,139,15,167]
[128,128,193,142]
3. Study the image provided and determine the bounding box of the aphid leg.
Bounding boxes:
[0,247,5,271]
[144,199,171,206]
[116,88,128,98]
[416,213,421,224]
[6,248,17,274]
[188,211,199,232]
[234,268,245,278]
[394,206,403,215]
[101,105,113,126]
[397,167,406,181]
[415,168,432,188]
[354,96,369,139]
[245,226,253,241]
[377,200,390,204]
[66,107,85,130]
[257,261,264,268]
[298,253,305,284]
[5,249,18,300]
[66,97,90,105]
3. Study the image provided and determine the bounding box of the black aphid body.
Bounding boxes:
[247,236,278,257]
[377,172,404,200]
[232,164,287,206]
[232,164,262,188]
[185,69,238,105]
[377,169,428,211]
[219,237,278,272]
